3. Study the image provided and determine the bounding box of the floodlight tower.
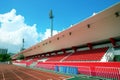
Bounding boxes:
[49,9,54,37]
[22,38,24,49]
[20,38,25,51]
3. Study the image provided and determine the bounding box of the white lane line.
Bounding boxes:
[47,79,53,80]
[10,70,24,80]
[26,69,57,79]
[63,76,75,80]
[16,69,41,80]
[26,68,70,80]
[2,72,5,80]
[33,68,71,79]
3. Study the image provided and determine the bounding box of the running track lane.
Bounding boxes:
[0,64,71,80]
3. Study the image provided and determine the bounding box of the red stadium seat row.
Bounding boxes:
[46,53,69,61]
[36,47,108,62]
[14,58,39,66]
[64,47,108,61]
[34,62,120,79]
[95,67,120,79]
[36,62,55,70]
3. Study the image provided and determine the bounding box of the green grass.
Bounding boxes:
[67,75,117,80]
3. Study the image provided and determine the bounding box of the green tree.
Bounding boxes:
[0,53,11,62]
[17,54,25,60]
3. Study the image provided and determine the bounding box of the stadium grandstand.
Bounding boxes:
[11,2,120,80]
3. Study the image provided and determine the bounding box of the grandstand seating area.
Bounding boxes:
[46,53,70,61]
[64,47,108,61]
[13,58,39,66]
[35,61,120,79]
[13,47,109,65]
[38,47,108,62]
[13,47,120,79]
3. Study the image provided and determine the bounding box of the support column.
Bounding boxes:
[62,49,66,54]
[110,38,116,47]
[87,43,93,50]
[72,46,77,52]
[54,51,57,55]
[48,52,51,57]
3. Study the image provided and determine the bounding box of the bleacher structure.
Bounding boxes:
[12,2,120,79]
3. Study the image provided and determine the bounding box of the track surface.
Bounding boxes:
[0,64,71,80]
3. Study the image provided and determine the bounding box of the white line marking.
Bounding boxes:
[2,72,5,80]
[10,70,24,80]
[16,69,41,80]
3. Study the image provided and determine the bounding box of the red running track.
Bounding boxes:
[0,64,71,80]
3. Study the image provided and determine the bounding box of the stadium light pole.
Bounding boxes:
[20,38,25,51]
[22,38,24,49]
[49,9,54,37]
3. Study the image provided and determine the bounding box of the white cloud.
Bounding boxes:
[0,9,38,53]
[40,29,59,40]
[92,12,97,16]
[0,9,60,53]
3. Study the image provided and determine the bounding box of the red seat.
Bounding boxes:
[64,47,108,61]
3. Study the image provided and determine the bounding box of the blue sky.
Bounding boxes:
[0,0,120,33]
[0,0,120,53]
